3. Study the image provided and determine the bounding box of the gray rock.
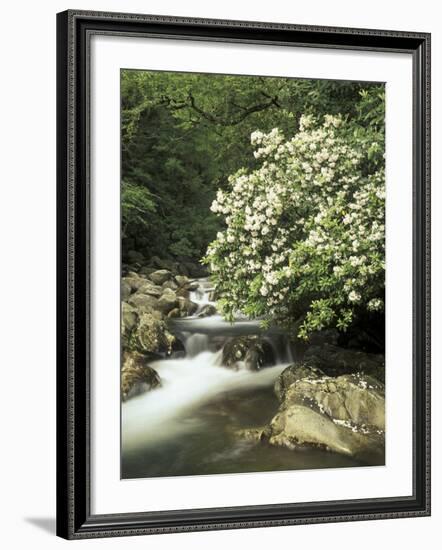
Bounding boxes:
[274,363,324,401]
[304,344,384,382]
[149,269,172,285]
[128,293,159,314]
[162,279,178,291]
[157,288,178,314]
[222,336,274,371]
[135,312,175,354]
[124,276,147,293]
[137,281,163,297]
[177,296,198,317]
[197,304,217,318]
[167,307,181,319]
[139,266,156,277]
[233,427,265,443]
[187,281,199,291]
[121,302,138,347]
[121,351,161,401]
[265,402,383,458]
[121,280,132,301]
[175,275,189,288]
[264,372,385,459]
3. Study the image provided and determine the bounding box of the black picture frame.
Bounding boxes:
[56,9,431,540]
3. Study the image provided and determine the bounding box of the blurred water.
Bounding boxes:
[121,279,366,479]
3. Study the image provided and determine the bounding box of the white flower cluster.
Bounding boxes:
[205,114,385,335]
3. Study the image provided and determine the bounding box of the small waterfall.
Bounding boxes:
[189,278,215,314]
[122,352,286,450]
[185,333,210,357]
[123,277,297,453]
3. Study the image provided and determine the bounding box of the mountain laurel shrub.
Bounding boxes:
[204,114,385,338]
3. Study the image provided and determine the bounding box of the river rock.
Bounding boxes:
[304,344,385,382]
[274,363,325,401]
[121,351,161,401]
[149,269,172,285]
[264,372,385,458]
[233,427,265,443]
[162,279,178,291]
[121,280,132,301]
[157,288,178,314]
[175,275,189,288]
[177,296,198,317]
[167,307,181,319]
[135,312,175,354]
[264,402,384,458]
[138,266,156,277]
[121,302,138,347]
[197,304,217,318]
[128,292,159,314]
[137,281,163,297]
[187,281,199,291]
[222,336,274,371]
[123,275,147,293]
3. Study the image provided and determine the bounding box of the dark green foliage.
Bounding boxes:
[121,69,384,264]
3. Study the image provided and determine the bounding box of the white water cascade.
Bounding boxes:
[122,279,298,469]
[122,279,363,477]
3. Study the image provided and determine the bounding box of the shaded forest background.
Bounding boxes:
[121,70,384,269]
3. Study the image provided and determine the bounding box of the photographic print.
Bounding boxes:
[120,69,386,479]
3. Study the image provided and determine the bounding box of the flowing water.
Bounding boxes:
[121,279,361,479]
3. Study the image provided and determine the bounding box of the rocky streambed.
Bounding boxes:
[121,268,385,478]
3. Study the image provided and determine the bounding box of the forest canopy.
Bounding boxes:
[121,70,384,261]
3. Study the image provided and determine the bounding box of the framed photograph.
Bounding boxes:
[56,10,431,539]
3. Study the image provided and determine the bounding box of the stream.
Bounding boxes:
[121,279,361,478]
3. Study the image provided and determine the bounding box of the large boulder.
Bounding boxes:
[167,307,181,319]
[128,292,159,314]
[175,275,189,288]
[121,280,132,301]
[264,403,383,458]
[135,312,175,354]
[274,363,325,401]
[137,281,163,298]
[304,344,384,382]
[162,279,178,291]
[123,275,146,293]
[156,288,178,314]
[222,336,274,371]
[177,296,198,317]
[121,302,138,347]
[138,266,156,278]
[149,269,172,286]
[121,351,161,401]
[264,372,385,459]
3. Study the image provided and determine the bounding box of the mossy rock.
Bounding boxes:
[121,351,161,401]
[274,363,325,401]
[222,336,274,371]
[264,372,385,459]
[304,344,385,382]
[135,312,175,354]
